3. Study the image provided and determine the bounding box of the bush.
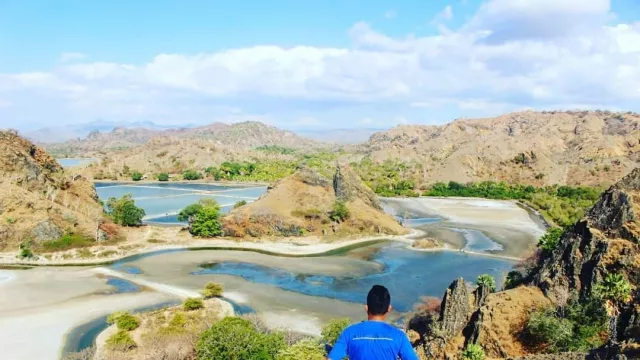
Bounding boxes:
[594,273,632,303]
[157,172,169,181]
[183,298,204,311]
[276,338,326,360]
[503,271,524,290]
[461,343,485,360]
[106,330,137,351]
[196,317,285,360]
[106,194,146,226]
[525,308,575,352]
[18,238,34,259]
[131,171,143,181]
[40,233,93,252]
[233,200,247,209]
[183,170,203,180]
[202,282,224,299]
[329,201,350,222]
[178,199,223,237]
[537,227,563,254]
[114,313,140,331]
[321,318,351,346]
[476,274,496,292]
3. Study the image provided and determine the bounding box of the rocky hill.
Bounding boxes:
[43,121,322,157]
[222,165,407,238]
[409,168,640,359]
[363,110,640,186]
[0,131,110,251]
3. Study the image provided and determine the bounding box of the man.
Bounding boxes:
[327,285,419,360]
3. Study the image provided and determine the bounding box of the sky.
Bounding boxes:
[1,0,640,132]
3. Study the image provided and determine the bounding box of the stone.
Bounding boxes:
[439,278,471,338]
[30,220,64,242]
[333,164,382,210]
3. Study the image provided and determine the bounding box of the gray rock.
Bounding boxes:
[439,278,471,338]
[30,220,63,242]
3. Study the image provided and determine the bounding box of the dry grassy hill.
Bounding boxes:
[363,110,640,187]
[222,165,407,238]
[0,130,110,251]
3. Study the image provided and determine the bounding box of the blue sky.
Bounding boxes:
[1,0,639,132]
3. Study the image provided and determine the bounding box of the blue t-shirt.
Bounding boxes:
[327,321,419,360]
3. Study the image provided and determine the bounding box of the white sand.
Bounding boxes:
[260,311,322,336]
[0,270,14,285]
[0,292,174,360]
[223,291,249,304]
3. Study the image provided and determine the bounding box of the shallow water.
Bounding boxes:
[57,158,98,168]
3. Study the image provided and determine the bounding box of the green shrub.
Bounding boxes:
[321,318,351,346]
[131,171,143,181]
[537,227,563,254]
[106,330,137,351]
[525,308,574,353]
[157,172,169,181]
[178,199,223,237]
[40,233,93,252]
[202,282,224,299]
[329,201,350,222]
[183,170,203,180]
[476,274,496,292]
[106,194,146,226]
[461,343,485,360]
[107,311,125,325]
[503,271,524,290]
[196,317,285,360]
[276,338,326,360]
[18,238,34,259]
[183,298,204,311]
[5,216,16,224]
[233,200,247,209]
[168,312,187,329]
[114,313,140,331]
[595,273,632,303]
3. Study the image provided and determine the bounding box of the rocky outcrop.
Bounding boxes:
[30,220,64,242]
[333,164,382,210]
[440,278,472,338]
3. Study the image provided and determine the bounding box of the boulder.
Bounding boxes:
[439,278,472,338]
[30,220,63,242]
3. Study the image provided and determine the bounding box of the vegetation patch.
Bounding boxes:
[107,194,146,226]
[106,330,137,351]
[183,298,204,311]
[39,233,93,252]
[201,282,224,299]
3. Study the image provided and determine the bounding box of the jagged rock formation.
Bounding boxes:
[0,130,110,251]
[363,110,640,186]
[412,169,640,359]
[222,165,407,238]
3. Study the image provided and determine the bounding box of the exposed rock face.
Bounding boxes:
[333,165,382,210]
[30,220,64,242]
[439,278,472,338]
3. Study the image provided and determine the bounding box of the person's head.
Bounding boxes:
[365,285,392,319]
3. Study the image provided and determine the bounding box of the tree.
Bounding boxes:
[106,194,145,226]
[131,171,143,181]
[202,282,224,299]
[537,227,563,254]
[476,274,496,292]
[178,199,223,237]
[157,172,169,181]
[183,170,203,180]
[321,318,351,346]
[233,200,247,209]
[196,317,285,360]
[503,271,524,290]
[330,201,350,222]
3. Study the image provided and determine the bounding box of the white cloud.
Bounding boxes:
[60,52,87,63]
[2,0,640,130]
[438,5,454,21]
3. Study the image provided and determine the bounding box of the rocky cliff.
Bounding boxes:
[222,165,407,238]
[0,130,110,251]
[411,168,640,359]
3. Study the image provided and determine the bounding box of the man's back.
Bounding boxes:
[327,321,418,360]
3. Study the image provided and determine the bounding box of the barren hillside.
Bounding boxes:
[363,110,640,186]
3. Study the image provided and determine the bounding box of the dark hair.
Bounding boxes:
[367,285,391,315]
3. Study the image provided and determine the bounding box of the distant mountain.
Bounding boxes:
[26,120,194,144]
[295,128,385,144]
[361,110,640,186]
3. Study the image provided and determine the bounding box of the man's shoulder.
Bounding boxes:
[343,321,406,337]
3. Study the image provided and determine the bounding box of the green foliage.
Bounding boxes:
[256,145,296,155]
[111,312,140,331]
[183,298,204,311]
[461,344,485,360]
[18,238,33,259]
[476,274,496,291]
[276,338,326,360]
[168,312,187,329]
[106,194,145,226]
[183,169,203,180]
[131,171,143,181]
[179,199,223,237]
[106,330,137,351]
[233,200,247,209]
[196,317,285,360]
[321,318,351,346]
[524,298,608,353]
[537,227,564,254]
[4,216,17,224]
[594,273,632,303]
[329,201,350,222]
[40,233,93,252]
[156,172,169,181]
[503,271,524,290]
[202,282,224,299]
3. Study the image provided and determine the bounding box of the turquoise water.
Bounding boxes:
[57,158,98,167]
[95,182,267,224]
